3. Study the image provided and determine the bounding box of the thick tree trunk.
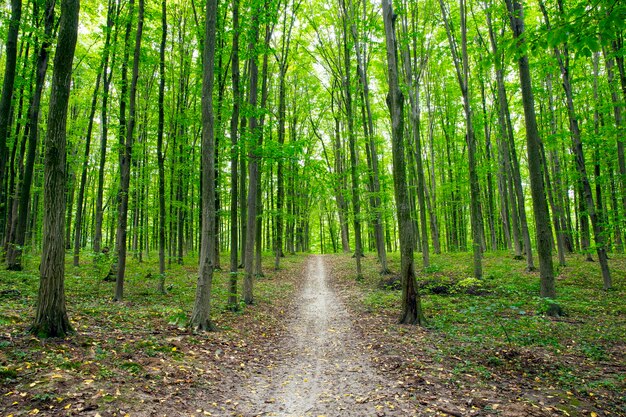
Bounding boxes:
[190,0,218,331]
[31,0,79,338]
[382,0,425,325]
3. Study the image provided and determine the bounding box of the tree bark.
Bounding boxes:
[94,0,119,255]
[243,3,261,305]
[539,0,611,289]
[156,0,167,292]
[31,0,80,338]
[439,0,483,278]
[114,0,144,301]
[382,0,426,326]
[6,0,55,271]
[73,69,102,266]
[505,0,560,315]
[0,0,22,213]
[190,0,218,331]
[228,0,241,308]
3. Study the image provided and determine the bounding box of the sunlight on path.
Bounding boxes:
[235,255,410,417]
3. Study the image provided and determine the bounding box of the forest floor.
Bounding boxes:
[0,250,624,416]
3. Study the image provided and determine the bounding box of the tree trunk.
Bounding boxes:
[31,0,79,338]
[539,0,611,289]
[399,11,430,269]
[0,0,22,214]
[346,0,388,273]
[114,0,144,301]
[505,0,560,316]
[382,0,425,325]
[156,0,167,292]
[6,0,55,271]
[439,0,482,278]
[228,0,241,308]
[73,69,102,266]
[190,0,218,331]
[94,0,118,255]
[340,0,363,280]
[243,4,261,305]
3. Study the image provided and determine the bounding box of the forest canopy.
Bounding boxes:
[0,0,625,331]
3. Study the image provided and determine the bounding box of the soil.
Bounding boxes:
[232,255,413,416]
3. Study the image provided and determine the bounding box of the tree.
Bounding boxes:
[539,0,612,290]
[190,0,218,331]
[5,0,55,271]
[382,0,426,325]
[228,0,241,308]
[438,0,483,279]
[114,0,145,301]
[504,0,561,316]
[157,0,168,292]
[31,0,80,338]
[0,0,22,222]
[243,0,262,305]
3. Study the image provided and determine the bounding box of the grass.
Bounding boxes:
[0,249,304,415]
[329,249,626,415]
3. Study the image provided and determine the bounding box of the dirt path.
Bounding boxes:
[235,255,412,417]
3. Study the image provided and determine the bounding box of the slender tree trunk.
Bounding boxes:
[604,48,626,250]
[243,4,261,305]
[382,0,425,325]
[340,1,363,280]
[156,0,167,292]
[331,93,351,253]
[545,75,567,266]
[399,12,430,270]
[274,0,298,270]
[479,78,498,251]
[94,0,118,255]
[439,0,482,278]
[346,0,388,273]
[73,70,102,266]
[114,0,144,301]
[0,0,22,215]
[486,10,522,259]
[228,0,241,308]
[539,0,611,289]
[31,0,79,338]
[6,0,55,271]
[190,0,218,331]
[505,0,560,315]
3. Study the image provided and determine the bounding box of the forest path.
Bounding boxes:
[235,255,412,417]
